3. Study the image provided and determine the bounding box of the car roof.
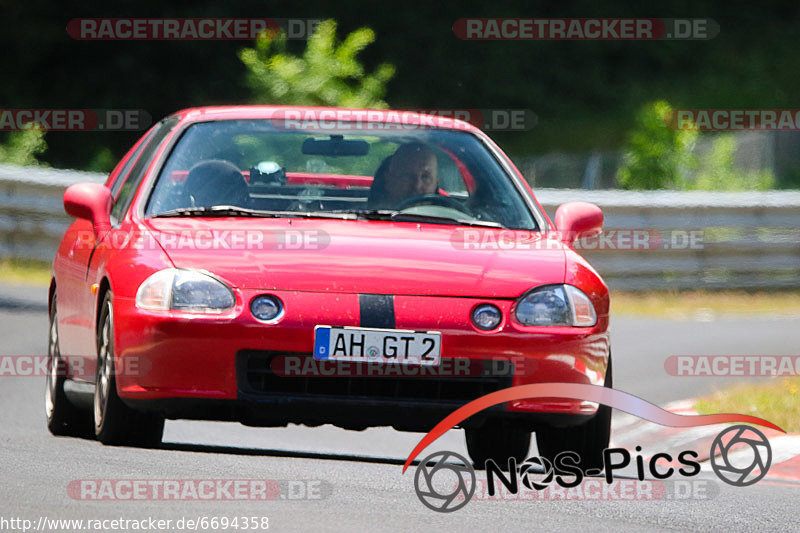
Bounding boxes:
[165,105,483,134]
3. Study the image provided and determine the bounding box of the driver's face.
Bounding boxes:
[385,151,438,204]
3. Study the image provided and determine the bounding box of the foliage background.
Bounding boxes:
[2,1,800,187]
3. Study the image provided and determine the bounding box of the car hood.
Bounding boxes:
[143,218,566,298]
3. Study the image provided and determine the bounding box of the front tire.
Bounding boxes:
[94,292,164,447]
[535,354,613,473]
[465,420,530,469]
[45,293,93,437]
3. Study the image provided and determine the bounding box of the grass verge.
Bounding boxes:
[611,290,800,319]
[695,378,800,433]
[0,258,52,286]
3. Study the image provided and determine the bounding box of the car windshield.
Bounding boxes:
[145,119,539,230]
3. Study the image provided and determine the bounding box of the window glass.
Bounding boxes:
[109,127,159,199]
[111,117,178,224]
[145,119,538,230]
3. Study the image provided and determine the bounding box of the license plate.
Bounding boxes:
[313,326,441,366]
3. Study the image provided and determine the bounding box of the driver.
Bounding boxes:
[370,142,438,209]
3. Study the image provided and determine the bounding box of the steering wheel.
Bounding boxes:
[395,194,472,215]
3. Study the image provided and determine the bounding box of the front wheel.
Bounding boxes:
[94,292,164,447]
[45,293,93,437]
[535,354,613,473]
[465,420,530,469]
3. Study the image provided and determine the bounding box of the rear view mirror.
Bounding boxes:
[554,201,603,245]
[63,182,112,239]
[302,135,369,156]
[249,161,287,184]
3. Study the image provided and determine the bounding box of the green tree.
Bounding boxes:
[691,134,774,191]
[0,129,47,166]
[239,19,395,108]
[86,147,116,173]
[616,101,697,190]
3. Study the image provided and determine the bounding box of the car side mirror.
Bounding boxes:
[554,201,603,245]
[63,182,113,239]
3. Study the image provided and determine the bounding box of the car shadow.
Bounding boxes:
[0,295,47,312]
[158,441,411,466]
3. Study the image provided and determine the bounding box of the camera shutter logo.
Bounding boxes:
[710,425,772,487]
[519,456,553,490]
[414,451,475,512]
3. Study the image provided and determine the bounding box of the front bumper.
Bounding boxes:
[112,289,610,426]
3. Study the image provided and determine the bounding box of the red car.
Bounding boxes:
[46,106,610,468]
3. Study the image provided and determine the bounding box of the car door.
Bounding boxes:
[74,119,178,378]
[55,126,158,365]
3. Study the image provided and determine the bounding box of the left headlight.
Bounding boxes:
[515,284,597,327]
[136,268,235,313]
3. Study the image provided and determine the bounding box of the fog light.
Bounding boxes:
[251,295,283,322]
[472,304,502,330]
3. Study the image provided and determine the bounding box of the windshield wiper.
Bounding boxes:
[329,209,505,228]
[389,212,504,228]
[153,206,505,228]
[153,205,264,218]
[152,206,357,220]
[329,209,397,220]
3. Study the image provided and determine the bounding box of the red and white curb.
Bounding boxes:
[611,399,800,485]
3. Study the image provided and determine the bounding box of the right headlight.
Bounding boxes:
[515,284,597,327]
[136,268,235,314]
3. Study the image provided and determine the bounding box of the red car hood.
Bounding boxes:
[143,218,566,298]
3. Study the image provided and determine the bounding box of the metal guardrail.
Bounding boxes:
[536,189,800,290]
[0,164,105,262]
[1,163,799,290]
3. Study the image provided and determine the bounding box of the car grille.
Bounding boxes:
[236,350,513,404]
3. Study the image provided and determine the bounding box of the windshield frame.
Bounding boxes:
[137,117,546,231]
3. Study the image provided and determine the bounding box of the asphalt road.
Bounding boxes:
[1,284,798,532]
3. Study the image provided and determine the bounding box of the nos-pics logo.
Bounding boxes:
[413,425,772,512]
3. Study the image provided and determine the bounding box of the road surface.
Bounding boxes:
[1,284,798,532]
